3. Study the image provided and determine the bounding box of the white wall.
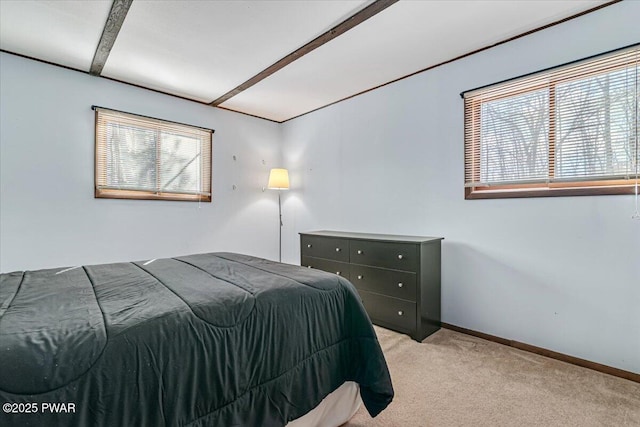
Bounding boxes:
[281,1,640,373]
[0,53,283,272]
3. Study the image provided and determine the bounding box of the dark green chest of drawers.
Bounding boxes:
[300,231,443,342]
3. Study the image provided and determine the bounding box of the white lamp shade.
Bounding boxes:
[268,168,290,190]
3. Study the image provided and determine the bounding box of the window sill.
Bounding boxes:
[465,184,636,199]
[95,188,211,202]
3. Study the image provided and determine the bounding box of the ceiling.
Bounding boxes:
[0,0,612,122]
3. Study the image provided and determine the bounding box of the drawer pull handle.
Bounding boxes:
[307,244,312,248]
[357,275,363,280]
[397,254,404,260]
[398,282,403,288]
[336,271,341,275]
[398,310,404,316]
[357,250,363,255]
[335,248,341,252]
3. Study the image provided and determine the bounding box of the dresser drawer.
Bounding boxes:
[301,256,350,280]
[351,265,416,301]
[358,290,416,332]
[301,235,349,262]
[350,240,417,271]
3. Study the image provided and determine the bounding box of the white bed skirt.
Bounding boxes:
[286,381,361,427]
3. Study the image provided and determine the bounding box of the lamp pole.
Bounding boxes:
[278,191,283,262]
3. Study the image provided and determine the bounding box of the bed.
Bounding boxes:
[0,252,393,426]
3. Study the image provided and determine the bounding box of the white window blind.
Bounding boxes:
[463,45,639,199]
[95,107,212,202]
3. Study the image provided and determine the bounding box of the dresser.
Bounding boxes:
[300,230,443,342]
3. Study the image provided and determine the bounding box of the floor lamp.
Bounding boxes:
[268,168,289,262]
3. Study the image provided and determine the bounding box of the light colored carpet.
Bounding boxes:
[346,327,640,427]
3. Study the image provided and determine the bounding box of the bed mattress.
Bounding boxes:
[0,252,393,426]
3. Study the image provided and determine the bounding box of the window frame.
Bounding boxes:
[94,107,213,202]
[463,45,639,200]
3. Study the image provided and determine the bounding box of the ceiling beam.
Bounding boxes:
[90,0,134,76]
[210,0,399,106]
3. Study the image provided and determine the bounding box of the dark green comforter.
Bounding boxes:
[0,253,393,426]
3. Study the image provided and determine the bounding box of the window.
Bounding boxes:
[463,45,639,199]
[94,107,212,202]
